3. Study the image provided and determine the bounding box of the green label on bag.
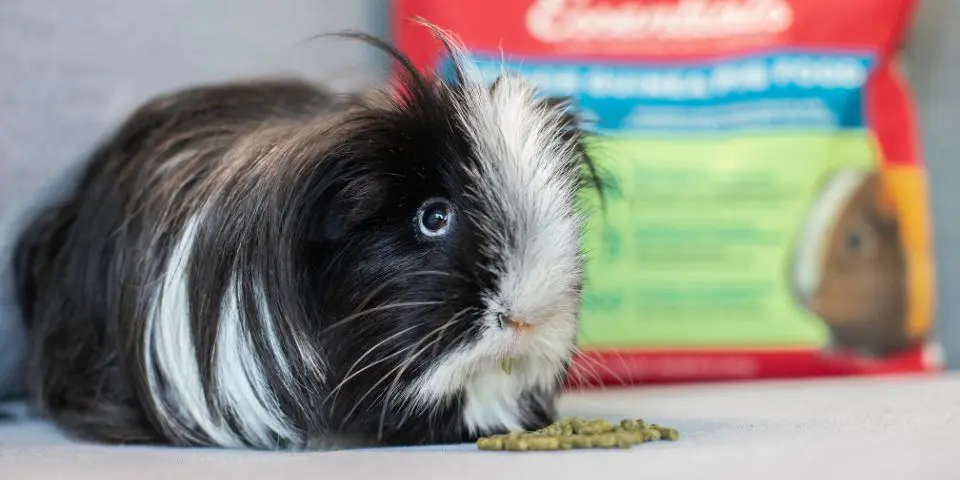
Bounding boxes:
[577,131,876,349]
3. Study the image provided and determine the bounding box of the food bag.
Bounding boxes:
[393,0,940,385]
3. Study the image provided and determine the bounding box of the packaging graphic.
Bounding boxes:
[393,0,940,385]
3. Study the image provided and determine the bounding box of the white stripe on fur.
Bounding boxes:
[793,169,867,303]
[214,277,299,447]
[144,214,299,448]
[145,215,241,446]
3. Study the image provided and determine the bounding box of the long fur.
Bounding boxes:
[12,27,601,450]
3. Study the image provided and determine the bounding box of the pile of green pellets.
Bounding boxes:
[476,417,679,452]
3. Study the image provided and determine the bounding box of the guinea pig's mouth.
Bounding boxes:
[481,312,578,363]
[490,332,529,358]
[467,327,536,364]
[399,312,577,407]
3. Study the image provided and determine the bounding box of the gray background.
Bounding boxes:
[0,0,956,398]
[902,0,959,369]
[0,0,390,397]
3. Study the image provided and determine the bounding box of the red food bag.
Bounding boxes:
[394,0,940,386]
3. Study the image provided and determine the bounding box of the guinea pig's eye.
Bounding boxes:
[845,229,865,254]
[417,198,454,238]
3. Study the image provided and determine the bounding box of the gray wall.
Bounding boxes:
[0,0,390,397]
[0,0,957,400]
[903,1,960,369]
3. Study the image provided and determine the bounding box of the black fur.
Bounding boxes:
[13,30,599,449]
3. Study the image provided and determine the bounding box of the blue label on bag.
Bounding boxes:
[439,50,876,134]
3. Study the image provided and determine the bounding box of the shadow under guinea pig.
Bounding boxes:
[789,168,918,360]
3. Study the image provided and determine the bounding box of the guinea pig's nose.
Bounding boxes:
[498,313,533,333]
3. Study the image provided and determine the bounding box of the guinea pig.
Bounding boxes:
[790,168,914,359]
[11,28,602,450]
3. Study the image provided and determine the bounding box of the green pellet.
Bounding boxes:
[475,417,679,452]
[580,419,614,435]
[504,437,529,451]
[653,425,680,441]
[567,435,593,449]
[616,434,635,449]
[477,436,505,450]
[620,419,641,432]
[642,428,662,442]
[526,437,561,450]
[569,417,586,434]
[538,422,566,436]
[578,425,599,435]
[592,434,617,448]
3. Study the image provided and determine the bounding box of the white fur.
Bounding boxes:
[144,215,239,446]
[403,322,575,434]
[403,39,583,433]
[214,278,299,447]
[793,169,867,303]
[144,214,300,448]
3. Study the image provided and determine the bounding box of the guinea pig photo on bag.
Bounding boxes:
[790,167,917,360]
[11,27,605,451]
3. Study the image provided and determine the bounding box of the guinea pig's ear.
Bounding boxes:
[866,172,899,228]
[538,95,582,129]
[307,174,387,243]
[536,94,608,208]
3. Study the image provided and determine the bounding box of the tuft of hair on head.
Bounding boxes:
[303,22,609,239]
[415,19,607,209]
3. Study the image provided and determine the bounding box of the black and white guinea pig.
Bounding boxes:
[12,29,603,450]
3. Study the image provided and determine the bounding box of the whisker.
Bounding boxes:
[574,349,629,388]
[315,301,443,338]
[376,342,440,440]
[608,351,633,387]
[377,321,471,440]
[572,363,601,391]
[338,333,444,433]
[354,270,464,311]
[574,330,634,388]
[568,360,591,393]
[335,315,462,432]
[322,324,422,410]
[334,340,427,431]
[383,323,475,417]
[392,318,475,431]
[566,348,606,390]
[573,352,609,389]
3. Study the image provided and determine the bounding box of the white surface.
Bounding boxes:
[1,373,958,479]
